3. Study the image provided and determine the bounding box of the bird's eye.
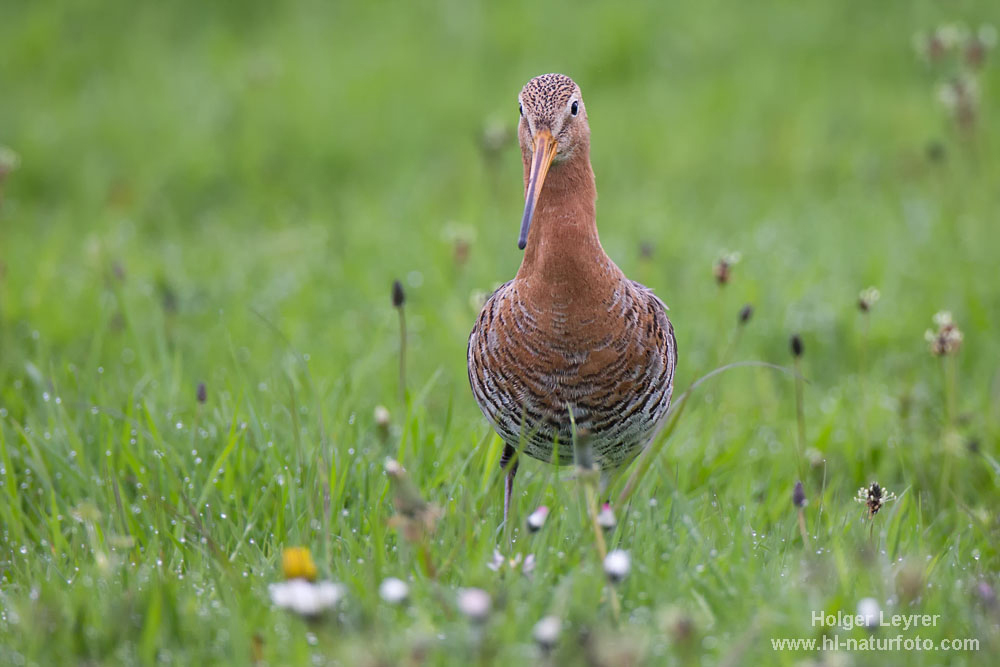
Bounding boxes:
[570,101,579,116]
[519,103,523,117]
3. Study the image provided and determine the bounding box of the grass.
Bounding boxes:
[1,0,999,664]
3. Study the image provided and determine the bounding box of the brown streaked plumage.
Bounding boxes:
[468,73,677,524]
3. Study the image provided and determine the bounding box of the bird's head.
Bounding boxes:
[516,73,590,250]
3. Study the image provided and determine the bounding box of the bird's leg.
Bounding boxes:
[500,443,519,532]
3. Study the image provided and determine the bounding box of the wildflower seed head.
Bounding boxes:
[72,502,102,523]
[660,606,696,643]
[603,549,631,583]
[713,250,741,285]
[392,279,405,308]
[925,311,963,356]
[527,505,549,532]
[857,286,880,312]
[196,382,207,404]
[855,482,897,518]
[533,615,562,651]
[790,334,804,358]
[793,480,807,508]
[453,238,470,266]
[597,503,617,531]
[965,26,996,68]
[935,23,967,50]
[487,550,536,576]
[384,458,438,532]
[281,547,318,582]
[481,118,513,154]
[457,587,492,622]
[857,597,881,630]
[936,75,979,128]
[378,577,409,604]
[738,303,753,325]
[967,38,987,68]
[469,288,488,311]
[374,405,391,428]
[804,447,824,468]
[269,579,344,617]
[384,457,405,478]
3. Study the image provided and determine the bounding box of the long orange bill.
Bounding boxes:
[518,129,557,250]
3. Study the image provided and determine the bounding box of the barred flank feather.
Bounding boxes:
[468,274,675,469]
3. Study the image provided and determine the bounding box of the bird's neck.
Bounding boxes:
[515,146,606,288]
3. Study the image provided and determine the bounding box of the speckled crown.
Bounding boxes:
[520,73,580,122]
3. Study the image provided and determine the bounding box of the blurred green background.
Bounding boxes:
[1,0,998,664]
[3,0,997,400]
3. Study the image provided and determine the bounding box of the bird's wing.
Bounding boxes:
[630,280,677,401]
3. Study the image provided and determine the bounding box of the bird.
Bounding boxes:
[467,73,677,525]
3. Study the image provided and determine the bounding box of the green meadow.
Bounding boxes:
[1,0,998,664]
